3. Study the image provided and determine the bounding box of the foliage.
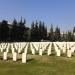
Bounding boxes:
[0,18,75,42]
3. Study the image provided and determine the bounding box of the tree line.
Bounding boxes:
[0,18,75,42]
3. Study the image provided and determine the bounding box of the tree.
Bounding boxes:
[39,21,45,40]
[31,21,35,41]
[48,24,54,41]
[18,17,26,41]
[60,32,66,41]
[42,22,47,40]
[31,20,47,41]
[67,31,74,41]
[0,20,9,41]
[54,26,60,41]
[73,26,75,33]
[10,19,18,41]
[31,20,40,41]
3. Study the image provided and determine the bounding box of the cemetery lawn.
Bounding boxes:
[0,54,75,75]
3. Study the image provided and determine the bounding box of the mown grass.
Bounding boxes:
[0,43,75,75]
[0,53,74,75]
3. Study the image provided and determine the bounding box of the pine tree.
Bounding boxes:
[31,21,35,41]
[48,24,54,41]
[73,26,75,33]
[54,26,60,41]
[11,19,18,41]
[67,31,74,41]
[0,20,9,41]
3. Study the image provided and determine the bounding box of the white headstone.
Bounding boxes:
[67,50,72,57]
[22,53,27,63]
[56,49,60,56]
[1,48,3,52]
[39,48,42,56]
[3,52,7,60]
[47,44,52,55]
[13,52,17,61]
[30,44,35,55]
[32,49,35,55]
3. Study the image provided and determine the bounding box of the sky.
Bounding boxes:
[0,0,75,32]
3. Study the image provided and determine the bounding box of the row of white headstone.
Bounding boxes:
[30,42,75,57]
[30,42,52,56]
[0,42,75,63]
[3,52,27,63]
[53,42,75,57]
[0,42,29,63]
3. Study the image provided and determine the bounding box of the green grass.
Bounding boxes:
[0,54,75,75]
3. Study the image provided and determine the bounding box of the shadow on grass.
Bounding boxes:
[13,58,36,63]
[0,56,13,61]
[27,58,34,62]
[0,56,3,60]
[0,56,35,63]
[61,53,66,57]
[50,53,56,56]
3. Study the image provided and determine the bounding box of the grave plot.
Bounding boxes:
[30,42,36,55]
[66,42,75,57]
[53,42,61,56]
[53,42,75,58]
[0,42,29,63]
[30,42,51,56]
[0,42,75,64]
[47,42,52,55]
